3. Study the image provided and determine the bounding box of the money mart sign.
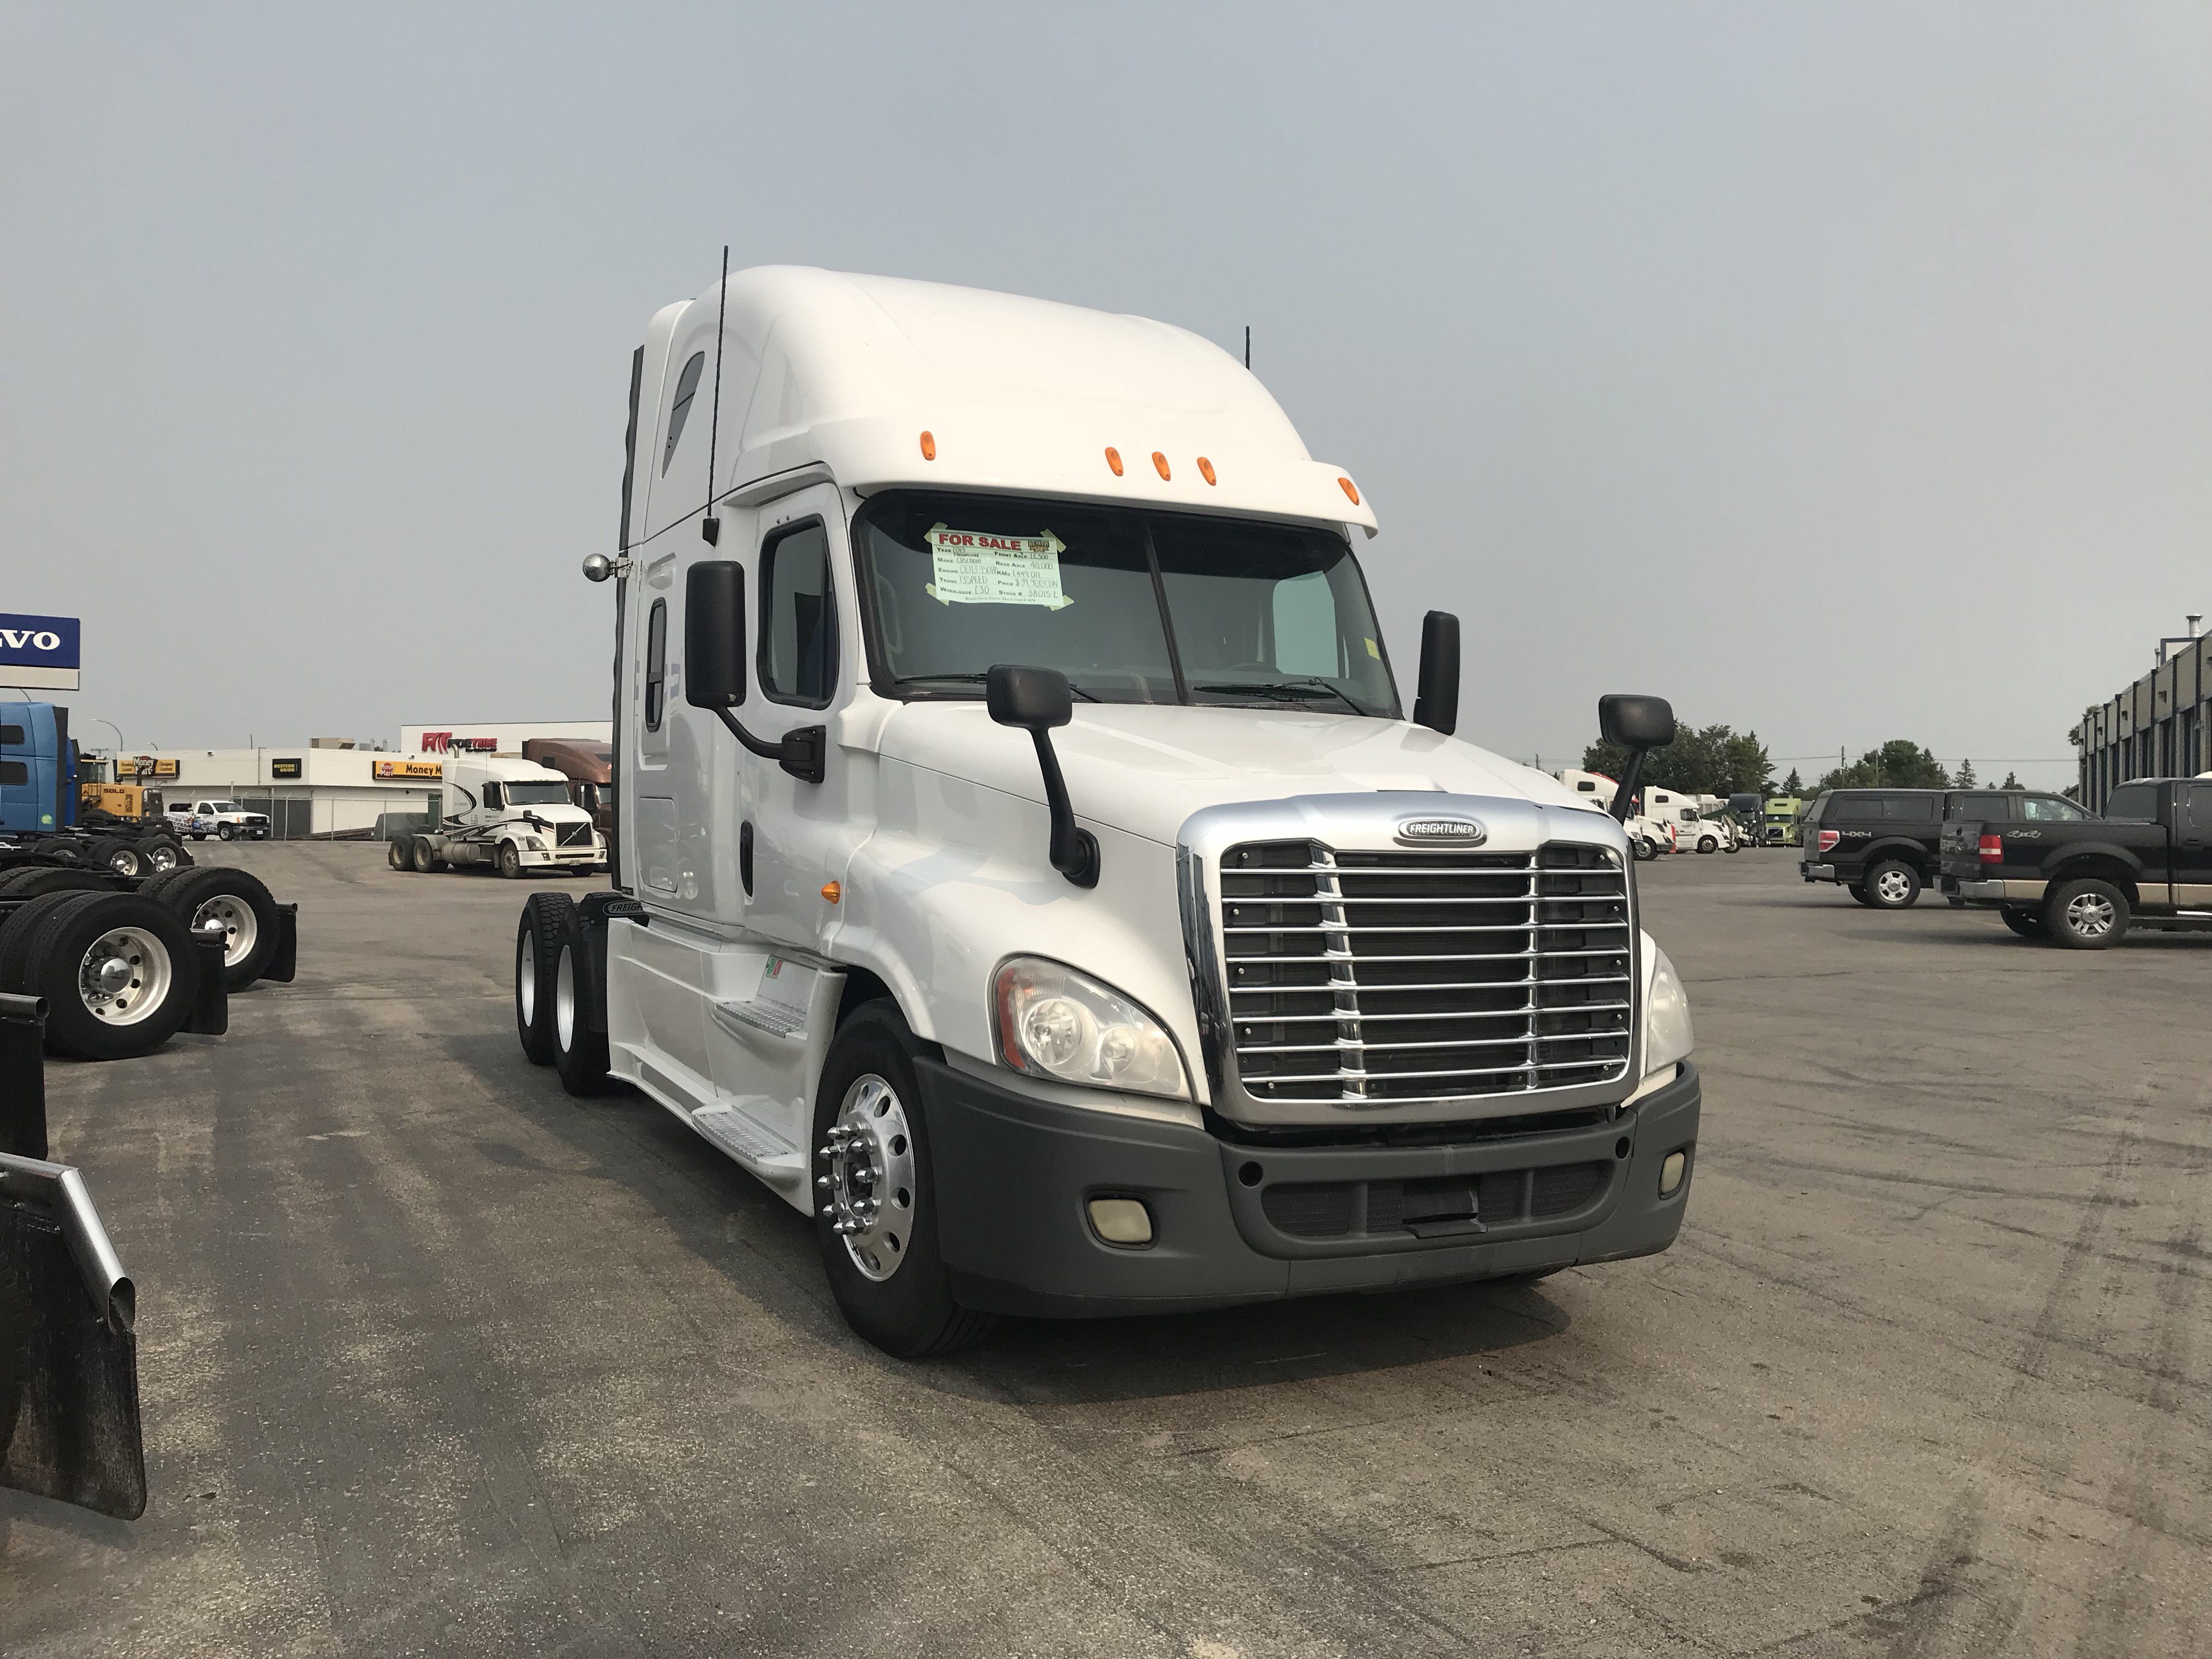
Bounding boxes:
[0,613,80,691]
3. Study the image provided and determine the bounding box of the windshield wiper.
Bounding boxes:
[1194,679,1368,715]
[896,672,1099,702]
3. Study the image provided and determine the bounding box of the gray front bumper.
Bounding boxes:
[917,1059,1701,1318]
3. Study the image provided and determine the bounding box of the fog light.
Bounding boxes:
[1088,1197,1153,1246]
[1659,1150,1688,1197]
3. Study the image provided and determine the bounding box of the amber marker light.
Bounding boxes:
[919,431,936,461]
[1338,476,1361,505]
[1104,447,1124,476]
[1198,456,1217,486]
[1152,451,1171,480]
[820,882,842,904]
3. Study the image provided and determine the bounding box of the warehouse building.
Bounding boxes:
[2078,619,2209,812]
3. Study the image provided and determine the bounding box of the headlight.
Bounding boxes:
[1643,945,1694,1078]
[523,834,545,850]
[993,957,1190,1100]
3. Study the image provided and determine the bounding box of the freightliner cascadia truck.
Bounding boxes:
[513,266,1700,1356]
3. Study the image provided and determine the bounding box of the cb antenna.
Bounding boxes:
[1244,325,1250,369]
[702,244,729,544]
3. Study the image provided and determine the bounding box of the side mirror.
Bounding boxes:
[1413,611,1460,736]
[1596,693,1677,822]
[987,665,1098,888]
[1598,694,1676,751]
[684,561,746,709]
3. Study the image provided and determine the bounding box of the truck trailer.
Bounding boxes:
[515,266,1701,1356]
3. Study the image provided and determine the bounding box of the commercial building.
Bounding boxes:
[129,746,441,839]
[400,720,610,757]
[2078,619,2209,812]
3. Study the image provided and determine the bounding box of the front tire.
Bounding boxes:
[1865,859,1922,909]
[811,1002,994,1359]
[1695,835,1717,854]
[217,823,236,841]
[2045,878,2129,950]
[1633,837,1657,862]
[497,842,524,879]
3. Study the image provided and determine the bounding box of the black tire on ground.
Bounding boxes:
[139,865,281,991]
[0,890,105,991]
[217,823,236,841]
[1864,860,1922,909]
[496,841,524,879]
[810,1001,996,1359]
[2044,878,2130,950]
[0,866,110,900]
[515,893,574,1066]
[3,891,200,1060]
[2000,905,2045,939]
[1633,838,1657,862]
[388,836,414,871]
[1695,835,1718,854]
[409,835,442,873]
[1847,883,1877,907]
[98,839,145,877]
[550,917,612,1096]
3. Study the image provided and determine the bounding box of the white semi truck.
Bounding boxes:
[515,266,1700,1356]
[390,753,606,877]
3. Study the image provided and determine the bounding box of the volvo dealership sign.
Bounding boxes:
[0,613,80,690]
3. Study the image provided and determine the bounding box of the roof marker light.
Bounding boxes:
[820,881,842,904]
[1104,447,1123,476]
[1198,457,1217,486]
[919,431,936,461]
[1338,476,1360,505]
[1152,452,1171,481]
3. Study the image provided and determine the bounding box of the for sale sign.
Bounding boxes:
[0,613,79,690]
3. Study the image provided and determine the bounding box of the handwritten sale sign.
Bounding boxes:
[924,526,1071,608]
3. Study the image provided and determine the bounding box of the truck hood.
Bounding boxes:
[870,702,1593,847]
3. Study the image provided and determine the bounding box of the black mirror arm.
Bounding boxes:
[708,708,826,785]
[1607,752,1649,823]
[1026,729,1099,888]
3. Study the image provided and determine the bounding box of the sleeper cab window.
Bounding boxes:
[759,521,838,707]
[645,598,669,730]
[662,351,707,473]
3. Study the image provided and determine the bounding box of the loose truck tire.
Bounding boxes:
[550,920,612,1096]
[811,1002,995,1359]
[515,893,573,1066]
[2045,878,2129,950]
[7,891,199,1060]
[142,866,281,990]
[388,837,413,871]
[2000,905,2045,940]
[1865,860,1921,909]
[0,867,109,901]
[496,842,524,879]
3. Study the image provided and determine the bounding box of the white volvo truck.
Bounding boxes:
[392,753,606,877]
[514,266,1700,1357]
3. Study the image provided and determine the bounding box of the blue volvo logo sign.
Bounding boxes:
[0,613,81,690]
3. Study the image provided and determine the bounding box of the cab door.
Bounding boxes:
[737,483,862,957]
[2175,782,2212,906]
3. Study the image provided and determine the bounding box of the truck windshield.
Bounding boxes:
[503,782,573,806]
[854,492,1399,715]
[209,802,240,813]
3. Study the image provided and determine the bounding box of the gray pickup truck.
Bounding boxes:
[1939,776,2212,947]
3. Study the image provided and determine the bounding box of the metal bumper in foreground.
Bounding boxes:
[917,1059,1701,1319]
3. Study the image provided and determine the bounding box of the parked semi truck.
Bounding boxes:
[0,703,187,874]
[514,266,1701,1357]
[521,737,616,838]
[389,752,606,877]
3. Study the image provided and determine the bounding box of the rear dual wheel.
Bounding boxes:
[0,891,199,1059]
[138,866,281,991]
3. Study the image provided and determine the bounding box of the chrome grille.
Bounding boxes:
[1217,840,1633,1105]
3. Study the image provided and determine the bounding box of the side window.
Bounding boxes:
[661,352,707,474]
[482,782,504,810]
[2022,795,2086,822]
[1882,795,1938,821]
[645,599,668,730]
[0,760,26,785]
[759,522,838,707]
[1955,793,2010,821]
[0,723,24,744]
[2185,784,2212,837]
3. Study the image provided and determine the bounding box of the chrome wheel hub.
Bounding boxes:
[519,936,538,1024]
[2066,893,2115,937]
[1876,869,1911,902]
[816,1074,916,1282]
[191,895,256,967]
[78,926,171,1025]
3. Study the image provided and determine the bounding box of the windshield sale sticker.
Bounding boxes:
[924,526,1071,608]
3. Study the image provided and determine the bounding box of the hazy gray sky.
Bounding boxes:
[6,3,2207,788]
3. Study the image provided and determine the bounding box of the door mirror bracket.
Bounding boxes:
[684,561,827,784]
[986,665,1100,888]
[1597,694,1678,822]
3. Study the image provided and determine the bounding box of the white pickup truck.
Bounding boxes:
[513,266,1701,1356]
[165,798,271,842]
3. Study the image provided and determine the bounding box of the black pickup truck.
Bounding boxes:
[1939,776,2212,947]
[1801,787,2090,909]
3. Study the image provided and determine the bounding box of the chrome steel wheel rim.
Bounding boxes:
[817,1074,916,1282]
[149,844,177,871]
[191,895,257,967]
[519,931,537,1024]
[555,945,577,1048]
[78,926,171,1026]
[109,847,142,875]
[2066,892,2114,937]
[1876,868,1912,903]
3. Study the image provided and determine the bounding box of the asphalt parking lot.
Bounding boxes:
[3,842,2206,1657]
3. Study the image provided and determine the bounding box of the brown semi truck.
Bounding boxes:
[520,738,614,836]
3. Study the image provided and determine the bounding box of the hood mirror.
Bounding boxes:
[1596,693,1677,822]
[987,665,1099,888]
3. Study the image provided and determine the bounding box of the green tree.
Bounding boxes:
[1582,722,1773,798]
[2001,771,2023,791]
[1951,758,1977,788]
[1814,740,1950,792]
[1780,768,1803,795]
